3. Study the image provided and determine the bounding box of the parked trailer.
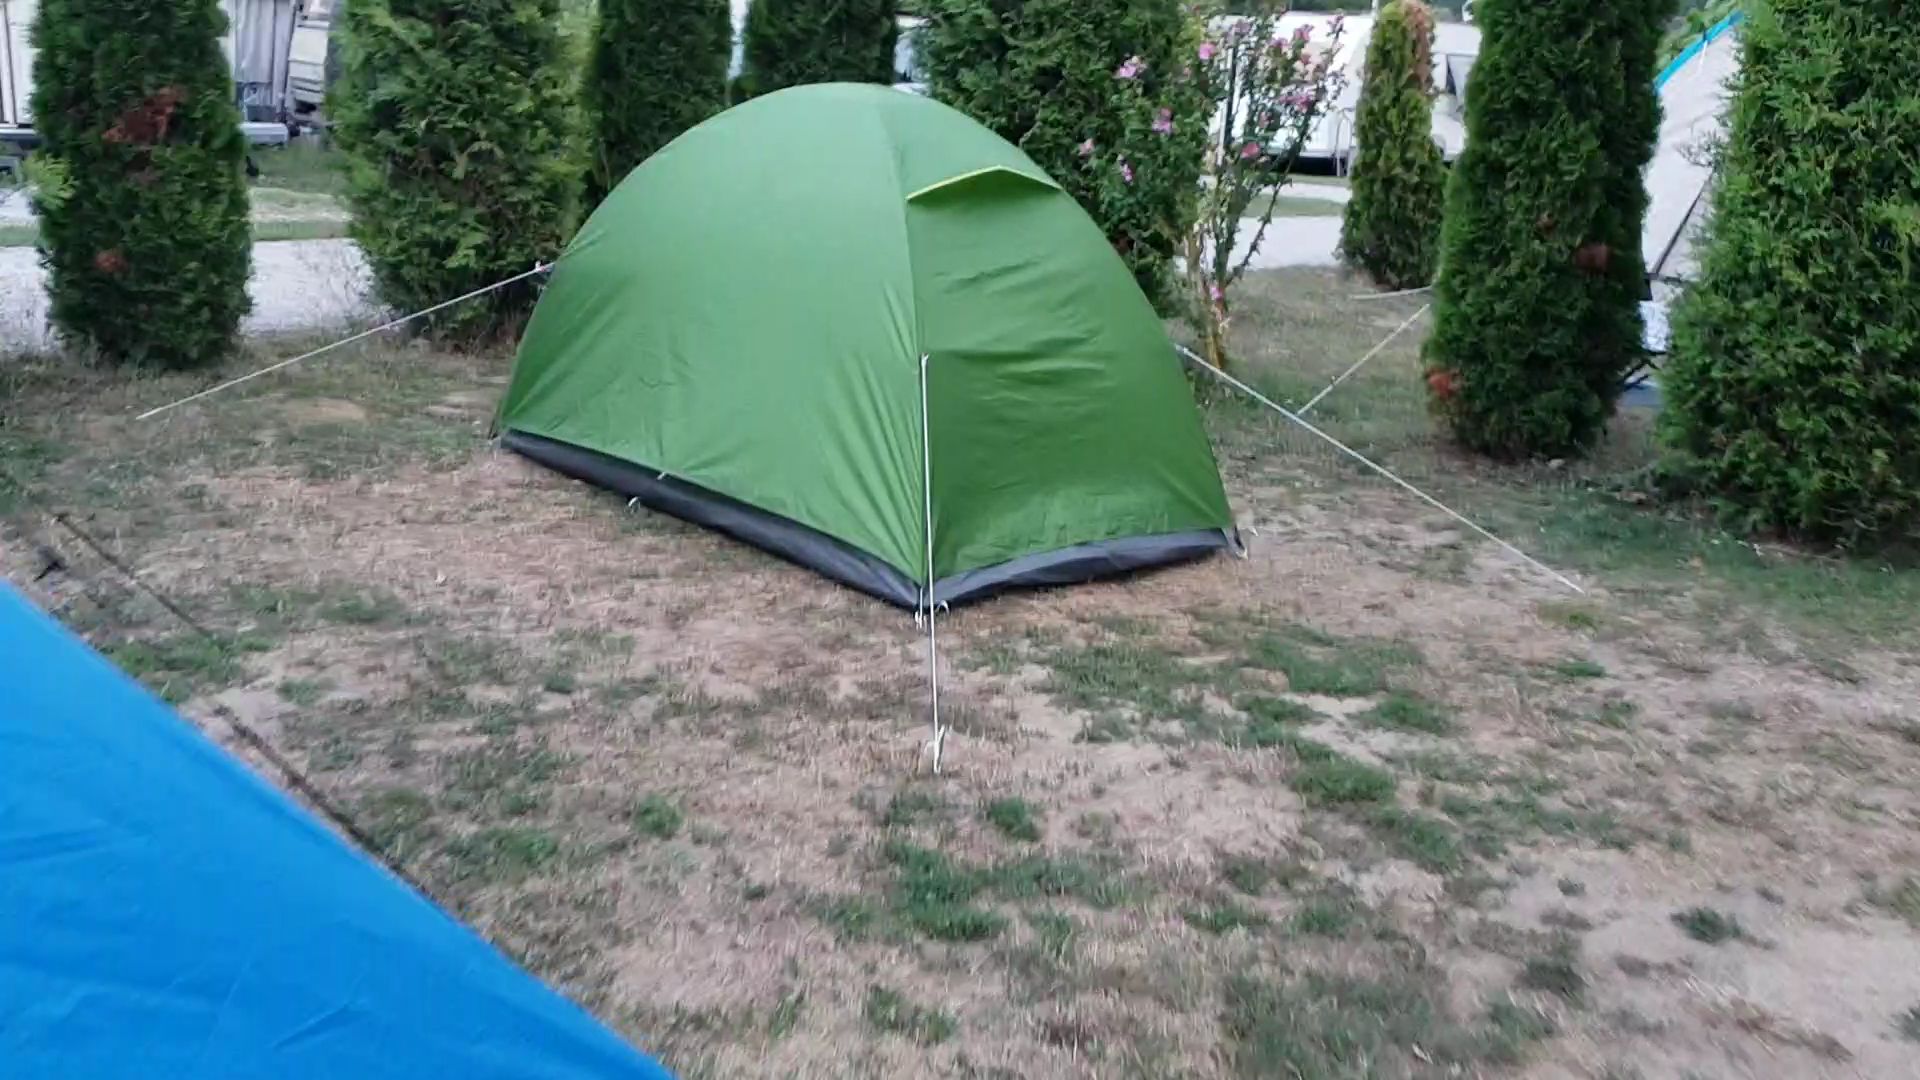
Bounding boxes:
[1212,13,1480,173]
[1,0,328,152]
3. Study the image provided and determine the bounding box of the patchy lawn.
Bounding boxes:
[5,267,1919,1079]
[0,184,350,248]
[1238,194,1345,221]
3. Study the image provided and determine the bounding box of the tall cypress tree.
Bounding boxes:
[1341,0,1445,290]
[583,0,731,207]
[1662,0,1920,544]
[740,0,898,98]
[30,0,250,368]
[332,0,580,343]
[1422,0,1673,458]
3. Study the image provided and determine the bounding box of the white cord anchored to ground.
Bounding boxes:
[1178,343,1585,595]
[1298,303,1430,417]
[135,262,557,421]
[1349,284,1433,302]
[917,352,949,774]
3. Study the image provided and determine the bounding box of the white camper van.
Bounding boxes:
[1222,12,1480,172]
[1,0,333,153]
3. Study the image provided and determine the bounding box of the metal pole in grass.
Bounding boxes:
[1176,342,1585,595]
[918,352,948,773]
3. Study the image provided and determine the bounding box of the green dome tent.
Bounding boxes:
[498,84,1237,608]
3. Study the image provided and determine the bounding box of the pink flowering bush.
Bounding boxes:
[1185,8,1347,370]
[922,0,1207,305]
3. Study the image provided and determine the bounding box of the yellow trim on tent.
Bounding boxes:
[905,165,1057,201]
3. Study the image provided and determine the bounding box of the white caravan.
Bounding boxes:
[1209,12,1481,171]
[1,0,331,151]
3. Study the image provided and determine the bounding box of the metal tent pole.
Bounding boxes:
[919,353,946,773]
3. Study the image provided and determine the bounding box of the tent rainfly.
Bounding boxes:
[0,584,674,1079]
[498,83,1240,609]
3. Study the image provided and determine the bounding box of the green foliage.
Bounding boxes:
[1356,691,1454,735]
[983,797,1043,842]
[1671,905,1744,944]
[29,0,250,367]
[332,0,580,343]
[1292,756,1397,804]
[1659,0,1741,65]
[1424,0,1672,457]
[1899,1004,1920,1043]
[1184,900,1269,935]
[863,985,958,1044]
[742,0,898,97]
[1341,0,1445,289]
[1518,944,1587,1000]
[1661,0,1920,545]
[631,794,684,839]
[1188,9,1348,367]
[107,633,267,704]
[922,0,1206,304]
[583,0,730,206]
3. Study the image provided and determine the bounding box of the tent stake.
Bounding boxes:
[919,353,947,773]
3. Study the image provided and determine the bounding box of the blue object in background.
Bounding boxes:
[0,584,674,1080]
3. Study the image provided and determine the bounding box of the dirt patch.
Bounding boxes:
[280,396,368,426]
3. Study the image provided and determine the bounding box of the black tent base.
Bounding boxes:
[502,431,1236,610]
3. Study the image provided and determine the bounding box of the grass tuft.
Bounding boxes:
[1897,1004,1920,1043]
[1367,806,1464,873]
[1184,901,1270,936]
[880,788,945,828]
[1241,624,1420,697]
[1241,695,1322,725]
[631,795,684,840]
[1292,757,1397,804]
[864,985,957,1045]
[1671,906,1744,944]
[108,633,268,704]
[1356,691,1455,735]
[1291,895,1358,936]
[443,826,559,884]
[1218,853,1305,897]
[277,677,330,707]
[1871,876,1920,928]
[1552,658,1608,680]
[1519,946,1587,1001]
[983,797,1043,842]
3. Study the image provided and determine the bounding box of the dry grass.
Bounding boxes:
[6,267,1920,1078]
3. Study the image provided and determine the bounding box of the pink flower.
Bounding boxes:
[1294,25,1313,44]
[1283,90,1314,109]
[1115,55,1144,80]
[1118,157,1134,184]
[1239,141,1261,160]
[1151,107,1174,134]
[1197,41,1217,61]
[1077,137,1096,157]
[1209,283,1225,303]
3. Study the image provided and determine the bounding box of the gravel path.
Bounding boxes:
[1225,215,1344,271]
[1,204,1340,354]
[0,239,372,353]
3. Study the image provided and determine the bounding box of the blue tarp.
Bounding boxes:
[0,585,673,1080]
